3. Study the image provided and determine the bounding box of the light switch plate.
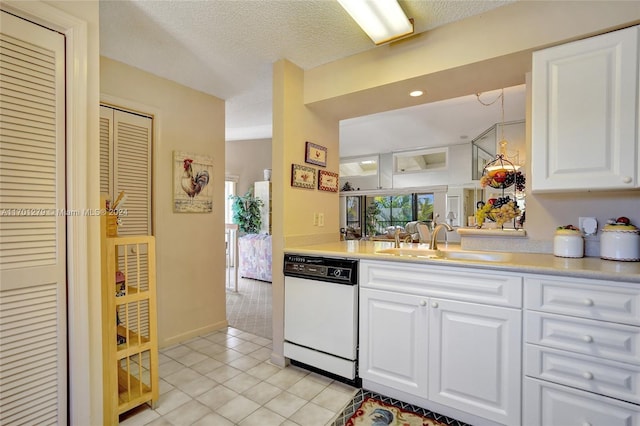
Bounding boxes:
[579,217,598,235]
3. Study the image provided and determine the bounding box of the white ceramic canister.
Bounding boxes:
[600,224,640,261]
[554,229,584,258]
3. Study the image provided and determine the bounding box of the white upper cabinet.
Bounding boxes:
[531,25,639,192]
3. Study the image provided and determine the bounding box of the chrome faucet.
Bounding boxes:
[394,228,401,248]
[430,223,453,251]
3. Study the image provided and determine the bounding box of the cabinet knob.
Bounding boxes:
[582,335,594,343]
[431,301,439,308]
[582,371,594,380]
[622,176,632,184]
[583,298,594,306]
[420,300,427,306]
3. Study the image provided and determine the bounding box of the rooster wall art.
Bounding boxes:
[174,151,213,213]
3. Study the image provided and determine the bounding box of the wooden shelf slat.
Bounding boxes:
[117,366,152,414]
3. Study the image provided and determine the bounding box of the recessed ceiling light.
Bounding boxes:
[409,90,424,97]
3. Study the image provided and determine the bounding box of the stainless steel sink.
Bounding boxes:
[375,247,513,262]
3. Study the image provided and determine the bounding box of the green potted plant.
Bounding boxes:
[229,189,263,234]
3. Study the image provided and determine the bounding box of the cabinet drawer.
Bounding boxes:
[525,276,640,325]
[526,345,640,404]
[523,377,640,426]
[526,311,640,364]
[361,260,522,307]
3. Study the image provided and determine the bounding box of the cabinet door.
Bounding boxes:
[428,298,521,425]
[359,288,428,396]
[531,25,639,192]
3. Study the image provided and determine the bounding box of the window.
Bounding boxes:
[415,193,435,222]
[367,194,414,234]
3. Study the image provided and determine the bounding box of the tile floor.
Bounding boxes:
[120,327,357,426]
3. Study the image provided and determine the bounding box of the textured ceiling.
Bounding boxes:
[99,0,518,153]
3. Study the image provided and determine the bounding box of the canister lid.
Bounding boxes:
[555,225,582,236]
[603,224,639,233]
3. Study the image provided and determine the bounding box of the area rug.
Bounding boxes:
[331,389,471,426]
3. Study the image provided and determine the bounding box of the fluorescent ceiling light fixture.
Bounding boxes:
[337,0,414,45]
[409,90,424,97]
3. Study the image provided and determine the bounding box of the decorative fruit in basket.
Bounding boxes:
[475,196,521,227]
[493,171,507,183]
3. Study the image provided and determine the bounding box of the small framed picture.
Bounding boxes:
[318,170,339,192]
[305,141,327,167]
[291,164,316,189]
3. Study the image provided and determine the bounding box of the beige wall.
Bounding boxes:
[226,138,272,196]
[101,57,228,347]
[271,60,340,366]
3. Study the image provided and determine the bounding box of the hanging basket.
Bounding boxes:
[481,154,519,190]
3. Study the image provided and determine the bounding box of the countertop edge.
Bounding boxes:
[284,241,640,284]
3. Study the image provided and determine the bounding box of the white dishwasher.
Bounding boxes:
[283,254,360,385]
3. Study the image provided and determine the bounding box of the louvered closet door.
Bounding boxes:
[99,105,152,236]
[0,11,67,426]
[100,106,152,339]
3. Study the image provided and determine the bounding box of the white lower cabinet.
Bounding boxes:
[429,298,521,425]
[524,276,640,426]
[359,260,522,426]
[359,288,428,395]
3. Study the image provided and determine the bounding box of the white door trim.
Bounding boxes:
[0,1,93,424]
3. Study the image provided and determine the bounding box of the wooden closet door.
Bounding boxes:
[0,10,67,425]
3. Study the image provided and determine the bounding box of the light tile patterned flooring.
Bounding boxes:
[121,273,357,425]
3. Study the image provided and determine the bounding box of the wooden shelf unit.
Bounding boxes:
[101,229,158,424]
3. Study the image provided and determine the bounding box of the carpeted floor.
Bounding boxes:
[225,267,273,339]
[331,389,471,426]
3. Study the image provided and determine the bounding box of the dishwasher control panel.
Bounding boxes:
[283,254,358,284]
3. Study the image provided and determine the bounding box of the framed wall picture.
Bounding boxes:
[305,141,327,167]
[318,170,339,192]
[291,164,316,189]
[173,151,213,213]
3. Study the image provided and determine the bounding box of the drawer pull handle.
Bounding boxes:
[582,335,593,343]
[583,423,592,426]
[431,302,439,308]
[583,298,594,307]
[582,372,594,380]
[420,300,427,306]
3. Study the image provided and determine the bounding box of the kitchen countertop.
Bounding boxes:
[285,240,640,283]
